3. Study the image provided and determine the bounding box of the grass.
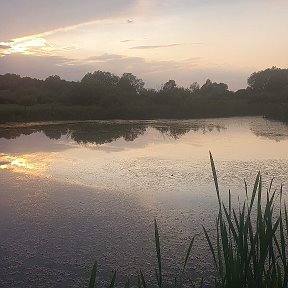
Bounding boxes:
[204,152,288,287]
[0,100,263,124]
[88,153,287,287]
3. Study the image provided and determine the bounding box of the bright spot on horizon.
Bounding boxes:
[3,38,48,56]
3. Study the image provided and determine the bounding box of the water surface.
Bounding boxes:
[1,117,288,287]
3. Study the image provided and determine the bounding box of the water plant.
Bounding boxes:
[88,218,197,287]
[204,152,288,287]
[88,153,288,287]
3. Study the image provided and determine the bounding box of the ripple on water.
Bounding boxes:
[1,117,288,287]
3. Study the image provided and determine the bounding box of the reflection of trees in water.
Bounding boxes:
[0,121,226,144]
[67,123,147,145]
[0,123,148,145]
[153,126,191,139]
[0,128,38,140]
[2,119,288,145]
[42,127,68,140]
[152,122,225,139]
[250,120,288,142]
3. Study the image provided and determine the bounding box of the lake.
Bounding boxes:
[1,117,288,287]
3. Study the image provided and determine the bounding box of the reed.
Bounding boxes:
[88,153,287,287]
[88,219,197,287]
[204,152,288,287]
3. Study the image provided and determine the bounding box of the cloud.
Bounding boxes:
[0,2,143,57]
[0,0,148,40]
[81,53,199,73]
[120,39,133,43]
[129,42,202,50]
[0,53,248,90]
[0,44,11,50]
[0,54,75,79]
[130,44,181,49]
[0,37,77,57]
[0,52,200,82]
[11,18,127,44]
[85,54,125,62]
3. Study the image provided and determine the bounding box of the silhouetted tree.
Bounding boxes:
[44,75,64,92]
[81,71,119,87]
[248,67,288,93]
[1,67,288,122]
[118,73,144,94]
[190,82,200,93]
[200,79,228,96]
[162,80,177,91]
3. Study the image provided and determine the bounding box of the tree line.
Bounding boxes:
[0,67,288,122]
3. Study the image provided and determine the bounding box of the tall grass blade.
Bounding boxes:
[249,172,260,213]
[184,272,196,288]
[268,178,274,194]
[88,260,97,288]
[285,203,288,238]
[244,179,248,200]
[203,226,217,270]
[124,278,130,288]
[183,235,196,271]
[107,271,117,288]
[154,219,162,287]
[137,275,141,288]
[223,205,238,242]
[199,277,204,288]
[209,152,221,207]
[140,271,147,288]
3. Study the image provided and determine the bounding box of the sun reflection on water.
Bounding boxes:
[0,154,51,175]
[10,157,35,169]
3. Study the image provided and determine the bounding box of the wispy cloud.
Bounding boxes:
[85,54,125,62]
[130,42,203,50]
[11,18,127,44]
[130,44,181,49]
[0,43,11,50]
[0,52,201,79]
[0,52,249,90]
[0,16,133,57]
[120,39,133,43]
[80,53,201,75]
[0,0,152,46]
[0,0,151,40]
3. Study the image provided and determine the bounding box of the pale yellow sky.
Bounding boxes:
[0,0,288,90]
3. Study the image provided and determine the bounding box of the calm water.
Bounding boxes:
[1,117,288,287]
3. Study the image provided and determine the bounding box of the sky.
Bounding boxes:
[0,0,288,90]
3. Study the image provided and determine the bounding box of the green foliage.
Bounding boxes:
[119,72,145,95]
[88,218,198,287]
[162,79,177,91]
[1,67,288,122]
[200,79,229,97]
[107,271,117,288]
[204,153,288,287]
[248,67,288,93]
[154,219,162,287]
[88,261,97,288]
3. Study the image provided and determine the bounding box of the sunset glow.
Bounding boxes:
[1,1,288,89]
[3,38,49,55]
[0,154,46,174]
[1,2,288,287]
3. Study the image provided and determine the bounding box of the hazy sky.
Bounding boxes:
[0,0,287,90]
